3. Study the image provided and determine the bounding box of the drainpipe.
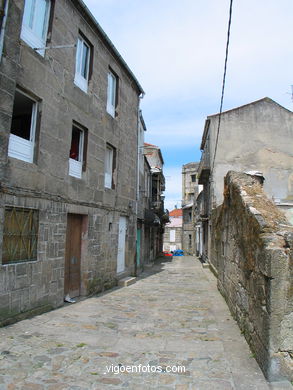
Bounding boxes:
[0,0,9,62]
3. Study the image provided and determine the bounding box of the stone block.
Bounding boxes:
[118,277,136,287]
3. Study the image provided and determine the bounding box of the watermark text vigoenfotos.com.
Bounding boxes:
[105,363,186,375]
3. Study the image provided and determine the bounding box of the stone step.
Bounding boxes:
[118,277,136,287]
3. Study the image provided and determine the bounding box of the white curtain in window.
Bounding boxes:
[105,146,113,188]
[107,72,116,117]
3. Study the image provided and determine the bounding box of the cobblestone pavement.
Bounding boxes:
[0,256,291,390]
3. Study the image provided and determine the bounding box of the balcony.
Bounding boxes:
[151,196,164,214]
[198,151,210,184]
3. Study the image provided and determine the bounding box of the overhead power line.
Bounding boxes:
[211,0,234,172]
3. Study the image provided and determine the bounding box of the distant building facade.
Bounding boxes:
[163,208,182,252]
[182,162,200,255]
[144,143,168,262]
[197,97,293,267]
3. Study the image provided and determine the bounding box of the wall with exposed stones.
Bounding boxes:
[211,171,293,382]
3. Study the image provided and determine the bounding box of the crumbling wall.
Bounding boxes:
[211,171,293,382]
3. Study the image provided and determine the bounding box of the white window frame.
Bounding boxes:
[104,145,114,189]
[74,36,90,93]
[20,0,51,56]
[106,71,117,117]
[8,90,37,164]
[69,125,84,179]
[170,230,176,242]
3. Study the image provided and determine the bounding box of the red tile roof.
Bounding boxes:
[169,208,183,217]
[144,142,158,147]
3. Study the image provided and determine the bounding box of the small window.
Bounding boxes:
[8,90,38,163]
[2,207,38,265]
[106,70,118,117]
[105,144,116,189]
[191,174,196,182]
[74,35,91,92]
[69,124,87,179]
[21,0,51,55]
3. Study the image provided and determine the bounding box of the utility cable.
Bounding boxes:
[211,0,234,173]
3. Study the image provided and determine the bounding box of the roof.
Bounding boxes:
[169,208,183,217]
[144,142,158,147]
[74,0,144,95]
[200,97,293,150]
[144,143,164,165]
[207,97,292,118]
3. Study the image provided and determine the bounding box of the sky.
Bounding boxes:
[83,0,293,210]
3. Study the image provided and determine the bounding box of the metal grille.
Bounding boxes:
[2,207,38,264]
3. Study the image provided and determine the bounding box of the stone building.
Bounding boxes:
[136,118,167,271]
[163,208,182,252]
[144,143,168,261]
[0,0,145,323]
[181,162,200,255]
[197,97,293,267]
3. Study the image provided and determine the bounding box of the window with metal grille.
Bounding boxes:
[2,207,38,264]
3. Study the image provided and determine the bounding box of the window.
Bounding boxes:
[170,230,176,242]
[8,90,38,163]
[106,70,118,117]
[105,144,116,189]
[2,207,38,265]
[69,124,87,179]
[21,0,51,55]
[74,35,91,92]
[191,174,196,182]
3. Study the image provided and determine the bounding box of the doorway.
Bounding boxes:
[64,214,83,298]
[117,216,127,273]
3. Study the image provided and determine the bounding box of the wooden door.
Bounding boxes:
[64,214,82,298]
[117,216,127,273]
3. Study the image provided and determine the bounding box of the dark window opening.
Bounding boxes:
[70,126,82,161]
[10,91,35,140]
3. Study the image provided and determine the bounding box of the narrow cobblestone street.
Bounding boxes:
[0,257,289,390]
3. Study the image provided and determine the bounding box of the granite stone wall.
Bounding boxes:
[211,171,293,382]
